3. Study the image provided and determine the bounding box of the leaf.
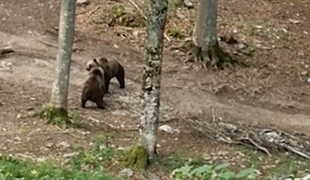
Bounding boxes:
[189,165,213,176]
[214,163,230,171]
[235,168,257,178]
[171,164,193,179]
[178,164,193,174]
[220,171,236,180]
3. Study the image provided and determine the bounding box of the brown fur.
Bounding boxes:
[81,66,106,109]
[86,57,125,93]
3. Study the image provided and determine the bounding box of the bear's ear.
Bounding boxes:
[93,58,99,65]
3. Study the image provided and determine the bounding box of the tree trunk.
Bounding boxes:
[187,0,232,69]
[126,0,168,169]
[41,0,76,125]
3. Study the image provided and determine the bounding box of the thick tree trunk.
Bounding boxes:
[41,0,76,125]
[126,0,168,169]
[187,0,232,69]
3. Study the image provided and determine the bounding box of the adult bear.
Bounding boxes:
[86,57,125,93]
[81,66,106,109]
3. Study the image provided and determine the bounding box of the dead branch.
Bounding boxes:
[37,39,58,48]
[128,0,171,42]
[88,5,101,17]
[185,114,310,161]
[76,10,88,15]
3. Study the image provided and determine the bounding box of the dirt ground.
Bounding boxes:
[1,0,310,178]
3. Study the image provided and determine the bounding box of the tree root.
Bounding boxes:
[125,142,149,170]
[186,41,234,70]
[40,105,71,128]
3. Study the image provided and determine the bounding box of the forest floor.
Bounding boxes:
[1,0,310,179]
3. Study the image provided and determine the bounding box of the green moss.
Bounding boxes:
[110,4,145,27]
[40,105,70,128]
[167,28,184,39]
[40,105,83,128]
[125,143,148,170]
[111,5,126,18]
[168,0,183,9]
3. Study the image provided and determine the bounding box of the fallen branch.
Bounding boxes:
[128,0,171,42]
[37,39,58,48]
[185,114,310,161]
[88,5,101,17]
[279,174,310,180]
[37,39,82,52]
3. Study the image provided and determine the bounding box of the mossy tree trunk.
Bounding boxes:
[126,0,168,170]
[187,0,232,69]
[41,0,76,126]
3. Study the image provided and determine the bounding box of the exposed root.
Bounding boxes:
[40,105,71,128]
[186,41,233,70]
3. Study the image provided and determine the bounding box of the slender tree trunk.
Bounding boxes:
[187,0,231,69]
[188,0,207,62]
[204,0,217,47]
[126,0,168,169]
[41,0,76,125]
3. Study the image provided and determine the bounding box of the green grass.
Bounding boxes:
[159,151,207,172]
[236,146,309,179]
[0,155,116,180]
[0,133,126,180]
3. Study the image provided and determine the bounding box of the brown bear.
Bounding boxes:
[81,66,106,109]
[86,57,125,93]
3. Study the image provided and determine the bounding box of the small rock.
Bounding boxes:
[37,157,47,162]
[14,137,21,141]
[159,124,173,133]
[237,43,247,49]
[307,78,310,83]
[34,59,49,67]
[183,0,194,8]
[58,141,70,149]
[76,0,89,6]
[289,18,300,24]
[63,152,78,159]
[181,65,191,70]
[111,110,131,116]
[0,60,13,71]
[16,114,22,119]
[301,71,308,75]
[117,146,126,151]
[119,168,133,178]
[46,142,53,148]
[132,30,141,38]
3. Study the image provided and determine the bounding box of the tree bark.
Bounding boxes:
[41,0,76,125]
[187,0,232,69]
[126,0,168,169]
